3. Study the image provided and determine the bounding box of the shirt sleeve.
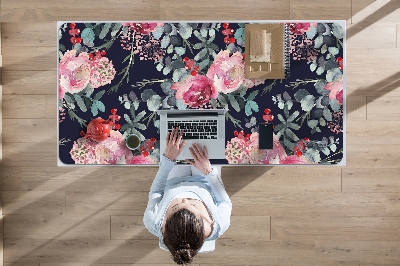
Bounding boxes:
[143,154,175,237]
[205,167,232,238]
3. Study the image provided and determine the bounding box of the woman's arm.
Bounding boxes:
[143,155,175,236]
[205,167,232,237]
[143,128,186,236]
[185,144,232,237]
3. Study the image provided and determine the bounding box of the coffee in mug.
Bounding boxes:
[126,134,141,150]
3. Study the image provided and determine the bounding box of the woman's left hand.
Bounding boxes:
[164,127,186,161]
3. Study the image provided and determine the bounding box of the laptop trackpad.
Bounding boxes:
[183,148,193,160]
[179,142,208,160]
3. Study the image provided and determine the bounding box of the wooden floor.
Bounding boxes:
[1,0,400,265]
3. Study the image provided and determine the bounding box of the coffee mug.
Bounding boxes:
[126,133,141,150]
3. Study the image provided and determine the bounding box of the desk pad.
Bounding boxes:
[58,21,345,165]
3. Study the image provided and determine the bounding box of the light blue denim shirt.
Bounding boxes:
[143,155,232,241]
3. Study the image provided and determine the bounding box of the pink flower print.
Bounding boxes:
[70,137,97,164]
[126,154,159,164]
[289,23,318,34]
[280,155,310,164]
[94,144,114,164]
[260,133,289,164]
[225,137,250,164]
[290,34,318,62]
[225,132,311,164]
[58,86,65,99]
[134,32,166,61]
[207,50,245,94]
[324,78,343,104]
[171,75,218,108]
[70,130,134,164]
[243,78,266,89]
[59,50,91,96]
[328,108,343,134]
[336,89,343,104]
[122,23,163,34]
[89,56,116,89]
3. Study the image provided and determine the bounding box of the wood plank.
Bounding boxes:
[343,168,400,193]
[2,166,112,192]
[197,239,316,265]
[223,166,341,194]
[367,96,400,120]
[221,216,270,240]
[1,22,56,47]
[346,143,400,168]
[2,95,46,119]
[198,264,360,266]
[2,191,65,215]
[290,0,351,20]
[110,167,158,192]
[359,264,400,266]
[3,239,163,264]
[351,0,400,25]
[2,166,155,192]
[4,263,39,266]
[231,192,386,217]
[110,216,154,240]
[272,216,400,241]
[66,191,148,216]
[386,194,400,216]
[3,82,55,95]
[4,238,315,265]
[46,95,56,119]
[347,95,366,120]
[347,23,396,48]
[398,24,400,48]
[351,0,376,24]
[2,51,56,71]
[3,71,57,95]
[0,0,160,22]
[4,214,110,240]
[2,119,56,143]
[2,46,55,58]
[346,120,400,145]
[41,264,197,266]
[316,240,400,264]
[2,142,57,167]
[2,71,56,95]
[160,0,290,20]
[0,216,3,266]
[3,166,157,193]
[346,48,400,97]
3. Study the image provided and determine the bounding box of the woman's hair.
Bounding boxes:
[163,208,206,264]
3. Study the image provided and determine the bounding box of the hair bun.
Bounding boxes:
[174,247,193,264]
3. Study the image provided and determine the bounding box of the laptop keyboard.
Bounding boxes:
[168,120,218,139]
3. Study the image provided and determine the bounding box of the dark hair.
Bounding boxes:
[163,208,206,264]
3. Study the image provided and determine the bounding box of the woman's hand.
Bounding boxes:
[164,127,186,161]
[185,144,212,175]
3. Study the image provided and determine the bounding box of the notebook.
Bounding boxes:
[157,109,228,160]
[244,23,290,79]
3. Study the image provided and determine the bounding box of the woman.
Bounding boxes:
[144,127,232,264]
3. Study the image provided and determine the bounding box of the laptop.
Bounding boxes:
[157,109,228,160]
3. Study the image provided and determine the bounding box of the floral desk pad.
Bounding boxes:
[58,21,345,165]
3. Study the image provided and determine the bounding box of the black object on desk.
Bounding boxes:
[259,123,274,149]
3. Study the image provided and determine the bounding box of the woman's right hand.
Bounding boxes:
[185,144,212,175]
[164,127,186,161]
